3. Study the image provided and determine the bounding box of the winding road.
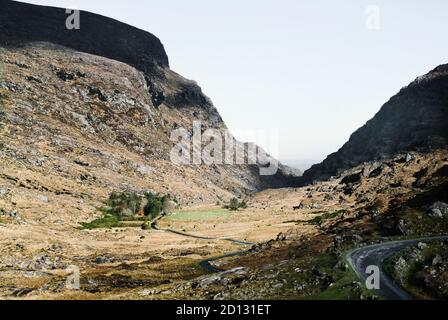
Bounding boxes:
[152,215,447,299]
[150,215,254,272]
[346,236,448,300]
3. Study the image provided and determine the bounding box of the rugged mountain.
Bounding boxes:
[0,1,298,219]
[302,65,448,184]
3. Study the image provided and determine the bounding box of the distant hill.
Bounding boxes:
[279,159,320,174]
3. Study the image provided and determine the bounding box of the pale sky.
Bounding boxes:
[19,0,448,165]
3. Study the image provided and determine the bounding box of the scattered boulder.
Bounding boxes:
[93,256,115,264]
[30,158,45,167]
[395,153,413,164]
[7,210,20,220]
[249,240,274,253]
[429,202,448,218]
[26,75,42,83]
[139,289,157,297]
[222,267,247,276]
[340,171,363,185]
[430,208,443,218]
[432,201,448,213]
[294,267,303,273]
[6,60,31,69]
[37,195,48,203]
[272,283,284,289]
[0,80,24,92]
[276,233,288,241]
[56,69,76,81]
[74,159,90,167]
[398,219,412,235]
[134,163,155,175]
[0,188,8,197]
[56,69,85,81]
[418,242,428,250]
[88,86,108,102]
[200,274,222,288]
[432,255,443,266]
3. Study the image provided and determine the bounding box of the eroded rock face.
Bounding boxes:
[301,65,448,184]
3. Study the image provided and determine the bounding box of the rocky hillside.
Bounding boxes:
[302,65,448,184]
[0,1,298,222]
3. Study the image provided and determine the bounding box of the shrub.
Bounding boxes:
[106,191,142,217]
[144,192,163,218]
[303,210,346,226]
[81,191,177,229]
[223,197,248,211]
[80,214,121,230]
[143,192,176,218]
[142,221,152,230]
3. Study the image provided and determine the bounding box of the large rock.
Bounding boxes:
[429,202,448,218]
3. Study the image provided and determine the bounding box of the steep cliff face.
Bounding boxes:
[0,1,298,221]
[302,65,448,184]
[0,0,169,69]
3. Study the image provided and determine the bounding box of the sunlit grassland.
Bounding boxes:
[166,208,232,221]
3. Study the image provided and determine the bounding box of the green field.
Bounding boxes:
[166,209,231,221]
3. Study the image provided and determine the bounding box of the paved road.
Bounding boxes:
[346,236,448,300]
[152,215,447,291]
[150,216,254,272]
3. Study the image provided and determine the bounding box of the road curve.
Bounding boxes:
[150,215,254,272]
[346,236,448,300]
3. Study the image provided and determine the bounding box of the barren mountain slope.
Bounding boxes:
[302,65,448,184]
[0,1,298,225]
[0,43,298,223]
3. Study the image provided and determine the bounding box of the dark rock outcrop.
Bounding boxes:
[0,0,169,70]
[301,64,448,184]
[0,1,219,112]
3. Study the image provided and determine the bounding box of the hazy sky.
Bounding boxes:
[20,0,448,164]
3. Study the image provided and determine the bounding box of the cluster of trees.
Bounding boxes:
[104,192,246,218]
[104,191,177,219]
[144,192,175,219]
[223,197,248,211]
[106,191,142,217]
